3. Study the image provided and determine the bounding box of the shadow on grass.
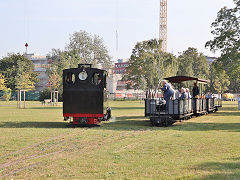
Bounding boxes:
[100,116,152,131]
[1,118,240,132]
[111,107,144,110]
[99,115,240,132]
[0,122,68,128]
[218,107,238,111]
[212,111,240,116]
[28,106,62,110]
[172,122,240,132]
[193,161,240,179]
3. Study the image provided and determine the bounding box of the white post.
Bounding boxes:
[17,90,19,108]
[19,90,22,108]
[53,90,56,106]
[51,90,53,106]
[24,90,26,109]
[56,91,58,106]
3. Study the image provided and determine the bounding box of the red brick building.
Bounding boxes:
[113,59,128,74]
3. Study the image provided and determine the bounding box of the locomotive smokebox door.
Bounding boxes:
[63,64,108,125]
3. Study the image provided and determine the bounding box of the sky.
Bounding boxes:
[0,0,235,61]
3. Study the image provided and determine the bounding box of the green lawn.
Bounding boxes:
[0,100,240,179]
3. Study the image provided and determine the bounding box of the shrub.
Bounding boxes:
[3,88,11,101]
[39,88,51,101]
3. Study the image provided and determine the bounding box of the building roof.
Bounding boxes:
[26,53,48,61]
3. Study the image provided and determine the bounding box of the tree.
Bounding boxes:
[48,50,81,76]
[205,0,240,55]
[209,61,230,93]
[125,39,178,98]
[47,70,61,105]
[16,73,35,91]
[47,50,81,96]
[0,54,39,91]
[67,30,112,69]
[47,30,112,94]
[177,48,209,79]
[3,88,11,101]
[47,70,61,91]
[0,73,9,101]
[228,61,240,93]
[205,0,240,92]
[0,73,6,91]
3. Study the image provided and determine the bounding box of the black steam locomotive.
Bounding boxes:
[145,76,222,127]
[63,64,111,126]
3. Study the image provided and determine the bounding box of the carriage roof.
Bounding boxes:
[164,76,210,84]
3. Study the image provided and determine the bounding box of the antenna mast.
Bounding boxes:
[159,0,167,52]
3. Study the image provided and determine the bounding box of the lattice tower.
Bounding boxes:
[159,0,167,52]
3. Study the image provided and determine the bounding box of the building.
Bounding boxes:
[107,69,121,94]
[104,59,145,99]
[113,59,129,74]
[26,53,51,91]
[112,59,129,91]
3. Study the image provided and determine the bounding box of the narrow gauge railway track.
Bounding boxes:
[0,128,84,178]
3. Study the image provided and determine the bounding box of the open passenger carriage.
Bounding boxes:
[145,76,222,127]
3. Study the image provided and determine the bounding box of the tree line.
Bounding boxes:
[0,0,239,100]
[0,30,112,100]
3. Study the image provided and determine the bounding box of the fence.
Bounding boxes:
[109,92,146,100]
[0,91,40,101]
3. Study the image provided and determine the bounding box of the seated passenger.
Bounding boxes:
[206,92,212,98]
[174,89,181,100]
[179,88,188,100]
[186,88,192,99]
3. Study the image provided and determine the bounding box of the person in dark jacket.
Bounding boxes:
[192,82,199,98]
[161,80,174,111]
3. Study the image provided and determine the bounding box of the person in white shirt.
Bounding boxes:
[186,88,192,99]
[174,89,181,99]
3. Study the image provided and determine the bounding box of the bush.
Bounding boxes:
[3,88,11,101]
[39,88,51,101]
[39,88,63,102]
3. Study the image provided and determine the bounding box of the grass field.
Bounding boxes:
[0,100,240,179]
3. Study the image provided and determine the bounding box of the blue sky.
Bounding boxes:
[0,0,234,60]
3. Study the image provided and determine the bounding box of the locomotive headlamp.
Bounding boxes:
[79,71,88,80]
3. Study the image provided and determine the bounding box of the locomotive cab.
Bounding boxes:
[63,64,110,126]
